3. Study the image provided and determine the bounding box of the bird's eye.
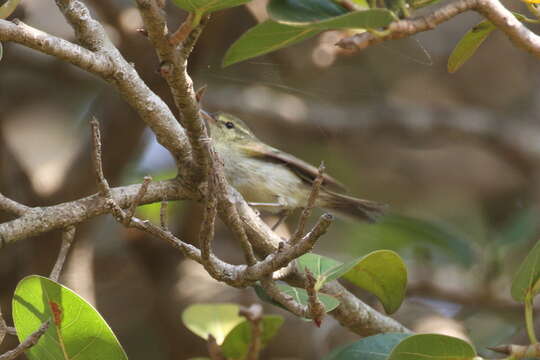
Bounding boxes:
[225,121,235,129]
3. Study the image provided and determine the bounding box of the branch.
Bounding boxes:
[0,179,192,244]
[291,163,325,244]
[239,304,263,360]
[49,226,77,282]
[136,0,210,181]
[235,199,410,335]
[207,334,226,360]
[1,0,193,168]
[337,0,540,59]
[0,19,110,74]
[489,343,540,358]
[0,193,29,216]
[0,321,50,360]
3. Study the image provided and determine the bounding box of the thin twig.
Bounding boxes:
[90,117,112,197]
[160,199,168,230]
[239,304,263,360]
[124,176,152,225]
[260,277,309,318]
[243,214,333,281]
[305,269,325,327]
[0,194,29,217]
[291,163,325,244]
[0,320,50,360]
[207,334,225,360]
[169,13,194,46]
[49,226,76,282]
[203,137,258,266]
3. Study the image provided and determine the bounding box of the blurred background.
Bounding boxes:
[1,0,540,358]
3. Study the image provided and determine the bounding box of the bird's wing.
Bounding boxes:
[238,142,347,192]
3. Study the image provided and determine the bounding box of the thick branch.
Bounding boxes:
[136,0,210,181]
[0,19,110,74]
[0,179,193,244]
[338,0,540,59]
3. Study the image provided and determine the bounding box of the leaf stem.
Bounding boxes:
[525,292,538,344]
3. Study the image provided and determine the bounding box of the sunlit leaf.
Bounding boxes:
[0,0,20,19]
[387,334,476,360]
[343,250,407,314]
[297,251,407,313]
[223,20,320,67]
[511,238,540,302]
[324,333,412,360]
[12,275,127,360]
[297,253,354,289]
[253,283,340,316]
[447,20,496,73]
[171,0,251,14]
[182,303,244,345]
[221,315,284,359]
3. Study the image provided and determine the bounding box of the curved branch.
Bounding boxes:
[338,0,540,59]
[0,19,110,74]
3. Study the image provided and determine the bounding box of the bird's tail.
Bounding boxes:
[321,191,386,223]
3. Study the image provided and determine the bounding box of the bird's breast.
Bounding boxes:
[219,150,306,208]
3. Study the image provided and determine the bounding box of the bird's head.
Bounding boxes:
[201,110,258,145]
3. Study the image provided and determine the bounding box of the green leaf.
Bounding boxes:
[407,0,444,9]
[323,333,412,360]
[297,253,356,289]
[223,20,320,67]
[296,252,407,313]
[171,0,252,14]
[0,0,20,19]
[447,20,496,73]
[221,315,284,359]
[448,11,539,73]
[12,275,127,360]
[253,283,340,315]
[268,0,395,29]
[182,303,244,345]
[511,238,540,302]
[388,334,476,360]
[268,0,348,24]
[343,250,407,314]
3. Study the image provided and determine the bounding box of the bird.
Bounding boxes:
[201,110,386,223]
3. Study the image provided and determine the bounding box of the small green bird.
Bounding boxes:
[202,111,385,222]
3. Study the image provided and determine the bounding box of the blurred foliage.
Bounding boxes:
[344,214,475,266]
